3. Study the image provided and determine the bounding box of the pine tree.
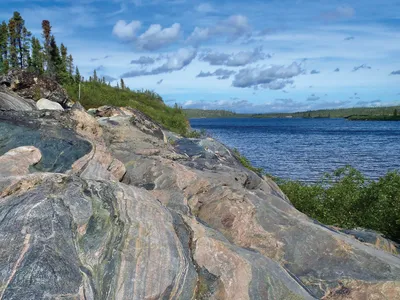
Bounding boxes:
[67,54,73,76]
[120,78,125,90]
[8,18,18,68]
[93,69,98,82]
[49,35,63,80]
[0,21,8,74]
[60,43,67,72]
[41,20,51,71]
[8,12,31,69]
[74,66,81,84]
[31,37,43,74]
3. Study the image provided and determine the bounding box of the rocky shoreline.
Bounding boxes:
[1,73,400,299]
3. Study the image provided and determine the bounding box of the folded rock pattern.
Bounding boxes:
[0,107,399,299]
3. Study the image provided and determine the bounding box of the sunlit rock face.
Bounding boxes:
[0,106,400,300]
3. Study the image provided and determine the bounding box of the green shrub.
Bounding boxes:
[232,148,264,175]
[278,166,400,242]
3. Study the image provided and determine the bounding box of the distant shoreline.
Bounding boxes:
[184,106,400,120]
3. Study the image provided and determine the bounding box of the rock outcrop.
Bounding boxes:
[1,103,400,299]
[1,70,70,107]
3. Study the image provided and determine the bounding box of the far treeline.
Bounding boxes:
[185,106,400,120]
[0,12,190,135]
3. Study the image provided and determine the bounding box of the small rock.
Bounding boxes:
[36,98,64,111]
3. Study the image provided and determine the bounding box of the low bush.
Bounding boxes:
[279,166,400,242]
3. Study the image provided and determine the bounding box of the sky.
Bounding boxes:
[1,0,400,113]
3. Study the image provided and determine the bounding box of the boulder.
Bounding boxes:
[36,98,64,111]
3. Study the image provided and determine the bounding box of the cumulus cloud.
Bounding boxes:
[390,70,400,75]
[352,64,372,72]
[130,56,156,66]
[137,23,181,50]
[196,3,215,13]
[121,47,197,78]
[232,62,302,90]
[310,70,320,74]
[199,47,271,67]
[113,20,181,50]
[196,68,236,80]
[307,94,320,101]
[187,14,250,45]
[112,20,141,40]
[334,68,340,72]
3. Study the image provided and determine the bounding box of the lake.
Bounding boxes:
[190,118,400,182]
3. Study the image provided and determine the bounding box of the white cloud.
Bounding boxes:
[121,47,197,77]
[113,21,181,50]
[187,14,250,45]
[232,62,303,89]
[112,20,141,40]
[137,23,181,50]
[200,47,271,66]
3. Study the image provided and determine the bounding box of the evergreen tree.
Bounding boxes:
[8,12,31,69]
[41,20,51,71]
[75,66,81,84]
[60,43,67,72]
[93,69,98,82]
[120,78,125,90]
[8,17,18,68]
[49,35,62,80]
[67,54,73,76]
[394,109,398,117]
[0,21,8,74]
[30,37,43,74]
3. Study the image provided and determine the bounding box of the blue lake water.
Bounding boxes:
[190,118,400,182]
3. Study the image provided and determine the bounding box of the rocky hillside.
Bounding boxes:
[1,75,400,299]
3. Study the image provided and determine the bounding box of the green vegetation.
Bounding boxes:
[64,81,189,135]
[278,166,400,242]
[185,106,400,120]
[233,149,400,242]
[347,113,400,121]
[185,109,241,118]
[232,148,263,175]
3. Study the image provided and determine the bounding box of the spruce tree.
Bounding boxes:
[0,21,8,74]
[120,78,125,90]
[31,37,43,74]
[75,66,81,84]
[41,20,51,71]
[49,35,63,80]
[67,54,73,76]
[93,69,98,82]
[8,18,18,68]
[8,12,31,69]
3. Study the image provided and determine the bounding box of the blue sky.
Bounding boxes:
[1,0,400,113]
